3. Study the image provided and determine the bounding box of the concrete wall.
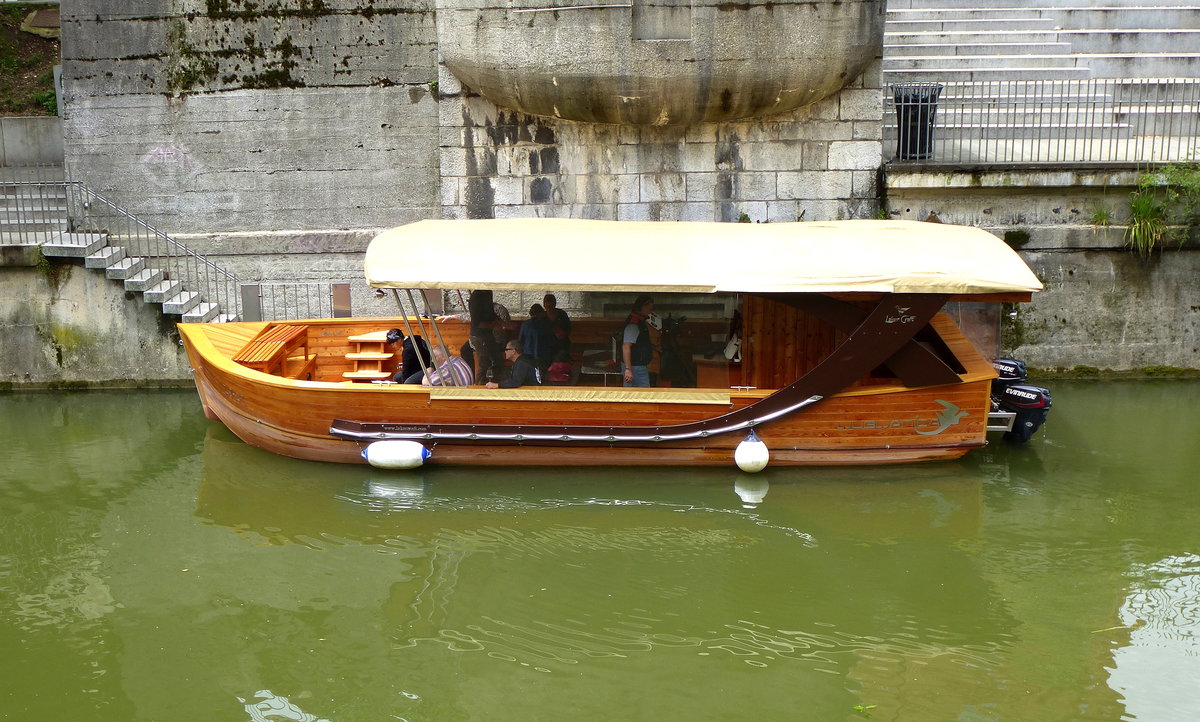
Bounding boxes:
[60,0,884,234]
[887,167,1200,371]
[0,259,190,388]
[0,117,63,166]
[60,1,441,234]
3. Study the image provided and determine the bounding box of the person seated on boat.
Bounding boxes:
[485,341,542,389]
[518,303,555,376]
[543,292,571,359]
[436,290,511,383]
[545,349,574,385]
[622,295,655,388]
[385,328,432,384]
[421,344,475,387]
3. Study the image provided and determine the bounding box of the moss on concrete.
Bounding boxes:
[1026,365,1200,380]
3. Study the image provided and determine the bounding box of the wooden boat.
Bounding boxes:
[177,218,1043,468]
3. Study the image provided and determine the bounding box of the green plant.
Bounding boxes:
[737,211,751,223]
[33,88,55,115]
[1125,188,1166,256]
[853,704,877,718]
[1124,163,1200,254]
[1089,204,1113,227]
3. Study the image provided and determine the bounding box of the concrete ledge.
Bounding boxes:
[886,166,1141,189]
[0,244,43,267]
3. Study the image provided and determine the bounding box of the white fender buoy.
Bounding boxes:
[363,440,431,469]
[734,429,770,473]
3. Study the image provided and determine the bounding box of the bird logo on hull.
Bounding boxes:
[837,400,969,435]
[915,400,969,435]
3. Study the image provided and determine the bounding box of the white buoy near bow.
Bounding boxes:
[363,440,431,469]
[734,428,770,473]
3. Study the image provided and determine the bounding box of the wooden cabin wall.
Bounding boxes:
[740,296,840,389]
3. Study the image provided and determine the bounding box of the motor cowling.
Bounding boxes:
[995,383,1053,442]
[991,357,1028,393]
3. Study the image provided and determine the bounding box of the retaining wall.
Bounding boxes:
[0,258,190,389]
[887,167,1200,371]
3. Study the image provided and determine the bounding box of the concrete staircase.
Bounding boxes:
[882,1,1200,162]
[1,175,233,323]
[884,1,1200,83]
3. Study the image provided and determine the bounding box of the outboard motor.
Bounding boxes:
[991,357,1027,393]
[990,358,1052,442]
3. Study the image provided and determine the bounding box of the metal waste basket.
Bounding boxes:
[892,83,943,160]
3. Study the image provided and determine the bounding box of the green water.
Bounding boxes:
[1,383,1197,721]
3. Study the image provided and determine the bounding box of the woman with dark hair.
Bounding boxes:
[621,295,655,387]
[385,328,432,383]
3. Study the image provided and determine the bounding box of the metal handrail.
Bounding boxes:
[62,181,242,318]
[4,176,370,322]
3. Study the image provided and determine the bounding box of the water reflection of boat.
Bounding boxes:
[178,219,1044,468]
[195,425,1007,708]
[198,425,986,545]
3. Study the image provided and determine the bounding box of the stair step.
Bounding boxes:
[42,232,108,258]
[105,256,146,280]
[213,313,241,323]
[124,267,165,292]
[143,279,184,303]
[0,230,60,246]
[885,67,1091,81]
[884,42,1073,57]
[0,218,67,232]
[0,202,67,217]
[85,245,126,269]
[162,291,201,315]
[182,302,220,323]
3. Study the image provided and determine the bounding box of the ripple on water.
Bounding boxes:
[391,608,1003,675]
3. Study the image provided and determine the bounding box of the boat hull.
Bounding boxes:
[182,320,991,467]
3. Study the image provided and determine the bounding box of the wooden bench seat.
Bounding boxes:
[232,324,315,379]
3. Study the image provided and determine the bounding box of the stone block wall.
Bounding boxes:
[436,63,884,223]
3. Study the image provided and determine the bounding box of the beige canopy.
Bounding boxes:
[365,218,1043,295]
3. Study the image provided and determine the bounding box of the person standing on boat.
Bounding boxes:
[421,345,475,387]
[385,328,432,384]
[486,341,542,388]
[519,303,555,376]
[436,290,511,383]
[543,293,571,360]
[622,295,655,387]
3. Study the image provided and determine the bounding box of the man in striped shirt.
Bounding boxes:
[422,345,475,387]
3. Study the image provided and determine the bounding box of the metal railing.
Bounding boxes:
[1,176,242,319]
[240,282,353,322]
[63,182,243,318]
[0,165,64,245]
[886,78,1200,165]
